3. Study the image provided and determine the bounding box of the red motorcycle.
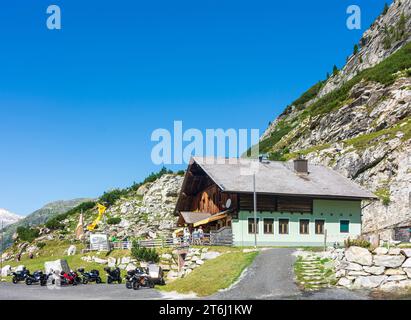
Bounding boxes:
[58,270,81,286]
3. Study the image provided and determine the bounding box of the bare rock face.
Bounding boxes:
[345,246,373,266]
[98,174,184,240]
[259,2,411,238]
[318,0,411,98]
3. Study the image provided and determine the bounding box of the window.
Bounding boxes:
[248,218,259,234]
[315,220,325,235]
[264,219,274,234]
[340,220,350,233]
[279,219,289,234]
[300,219,310,234]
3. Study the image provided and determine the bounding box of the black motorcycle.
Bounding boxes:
[125,268,154,290]
[12,268,30,284]
[77,268,102,284]
[104,267,122,284]
[25,270,48,286]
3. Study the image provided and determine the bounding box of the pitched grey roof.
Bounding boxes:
[192,157,376,200]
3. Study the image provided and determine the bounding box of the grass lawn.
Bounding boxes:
[159,251,258,297]
[1,240,138,283]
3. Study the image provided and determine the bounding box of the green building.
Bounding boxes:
[175,157,376,247]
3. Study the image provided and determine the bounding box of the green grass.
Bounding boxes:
[159,251,258,297]
[1,240,139,283]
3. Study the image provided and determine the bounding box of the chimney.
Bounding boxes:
[294,156,308,174]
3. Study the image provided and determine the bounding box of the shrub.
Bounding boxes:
[99,189,128,206]
[375,187,391,206]
[36,242,46,249]
[107,217,121,225]
[131,241,160,263]
[344,237,371,249]
[45,218,63,230]
[16,227,40,243]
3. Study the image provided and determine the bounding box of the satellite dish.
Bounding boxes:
[225,198,232,209]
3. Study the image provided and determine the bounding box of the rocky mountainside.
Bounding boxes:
[0,209,22,229]
[259,1,411,238]
[82,174,184,240]
[1,198,91,249]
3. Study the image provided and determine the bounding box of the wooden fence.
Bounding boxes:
[104,228,233,251]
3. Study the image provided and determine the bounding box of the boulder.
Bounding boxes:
[380,280,411,292]
[1,265,11,277]
[363,266,385,275]
[196,259,204,265]
[404,268,411,278]
[388,248,401,255]
[352,276,386,289]
[337,277,352,288]
[118,264,127,270]
[126,263,137,271]
[67,245,76,256]
[161,253,172,260]
[373,247,388,255]
[121,257,131,264]
[402,258,411,268]
[345,246,373,266]
[93,258,108,264]
[345,263,363,271]
[108,257,116,268]
[374,255,405,268]
[336,269,347,278]
[384,268,405,276]
[203,252,221,260]
[348,271,369,276]
[44,259,70,274]
[400,249,411,258]
[386,275,408,282]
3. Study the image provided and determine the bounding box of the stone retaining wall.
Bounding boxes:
[333,246,411,292]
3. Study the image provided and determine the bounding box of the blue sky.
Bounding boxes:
[0,0,390,215]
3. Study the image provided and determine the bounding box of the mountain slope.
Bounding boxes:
[258,1,411,239]
[1,198,91,249]
[0,209,22,229]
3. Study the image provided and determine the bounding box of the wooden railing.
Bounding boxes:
[103,229,233,251]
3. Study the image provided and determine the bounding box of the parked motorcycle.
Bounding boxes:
[125,268,154,290]
[58,270,81,286]
[77,268,102,284]
[104,267,122,284]
[25,270,48,286]
[11,268,30,284]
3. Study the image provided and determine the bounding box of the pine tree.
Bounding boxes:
[332,65,339,76]
[353,44,359,55]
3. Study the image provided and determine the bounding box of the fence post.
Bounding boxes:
[324,229,327,252]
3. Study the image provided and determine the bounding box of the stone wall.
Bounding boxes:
[334,246,411,292]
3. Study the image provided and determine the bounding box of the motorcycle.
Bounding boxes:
[104,267,122,284]
[125,268,154,290]
[57,270,81,286]
[25,270,48,286]
[12,268,30,284]
[77,268,102,284]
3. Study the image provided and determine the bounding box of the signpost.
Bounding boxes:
[0,220,3,279]
[253,173,257,248]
